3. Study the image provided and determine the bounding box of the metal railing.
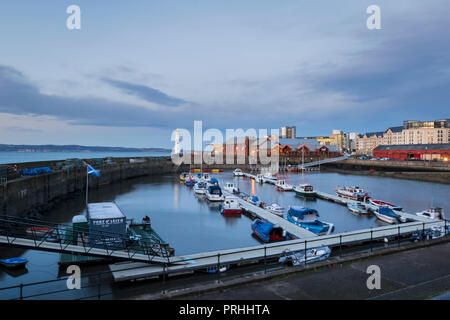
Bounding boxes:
[0,217,447,300]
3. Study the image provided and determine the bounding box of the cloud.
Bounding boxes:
[103,78,188,107]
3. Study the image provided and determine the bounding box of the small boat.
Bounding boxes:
[184,176,196,187]
[294,184,316,198]
[262,173,277,184]
[207,177,219,186]
[201,172,210,181]
[233,168,244,176]
[251,219,287,243]
[276,180,293,191]
[205,185,225,202]
[26,227,53,237]
[278,247,331,266]
[369,199,402,211]
[194,181,207,194]
[220,197,243,216]
[416,207,444,220]
[206,265,228,273]
[374,207,401,224]
[335,186,369,201]
[347,202,369,214]
[264,203,284,217]
[246,195,262,207]
[223,182,239,194]
[286,206,333,235]
[179,172,188,182]
[255,174,264,183]
[0,258,28,269]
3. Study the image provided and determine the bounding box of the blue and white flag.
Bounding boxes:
[87,165,101,177]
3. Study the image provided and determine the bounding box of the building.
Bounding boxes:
[330,130,350,153]
[373,144,450,161]
[280,126,296,139]
[356,119,450,155]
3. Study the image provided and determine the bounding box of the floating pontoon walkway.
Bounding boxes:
[299,154,350,169]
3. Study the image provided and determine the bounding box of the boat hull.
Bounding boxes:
[374,212,397,224]
[294,190,316,198]
[221,208,242,216]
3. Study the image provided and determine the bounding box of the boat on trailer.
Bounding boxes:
[279,247,331,266]
[374,207,402,224]
[251,219,287,243]
[335,186,369,201]
[368,198,402,211]
[220,197,242,216]
[416,207,444,220]
[286,206,333,235]
[294,184,316,198]
[347,202,369,214]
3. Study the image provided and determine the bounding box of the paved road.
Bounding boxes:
[182,242,450,300]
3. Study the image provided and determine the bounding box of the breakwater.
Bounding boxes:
[0,156,187,217]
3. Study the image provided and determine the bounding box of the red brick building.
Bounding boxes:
[373,144,450,161]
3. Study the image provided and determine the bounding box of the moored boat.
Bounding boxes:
[262,173,277,184]
[368,198,402,211]
[184,176,196,186]
[223,182,239,194]
[276,180,293,191]
[278,246,331,266]
[255,174,264,183]
[246,195,262,207]
[205,185,225,202]
[286,206,333,235]
[220,197,243,216]
[179,172,188,182]
[347,202,369,214]
[233,168,244,176]
[416,207,444,220]
[0,257,28,269]
[294,184,316,198]
[374,207,401,224]
[194,181,207,194]
[26,227,53,237]
[251,219,287,243]
[335,186,369,201]
[264,203,284,217]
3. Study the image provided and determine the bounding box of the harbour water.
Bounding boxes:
[0,151,171,165]
[0,170,448,299]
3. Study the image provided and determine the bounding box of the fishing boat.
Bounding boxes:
[373,207,401,224]
[220,197,243,216]
[251,219,287,243]
[194,181,207,194]
[416,207,444,220]
[368,198,402,211]
[205,185,225,202]
[233,168,244,176]
[293,184,316,198]
[255,174,264,183]
[276,180,293,191]
[347,202,369,214]
[179,172,188,182]
[184,176,196,187]
[335,186,369,201]
[286,206,333,235]
[223,182,239,194]
[262,173,277,184]
[0,257,28,269]
[278,247,331,266]
[264,203,284,217]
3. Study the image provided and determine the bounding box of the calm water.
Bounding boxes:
[0,151,171,165]
[0,171,449,299]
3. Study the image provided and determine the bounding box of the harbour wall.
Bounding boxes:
[0,156,188,217]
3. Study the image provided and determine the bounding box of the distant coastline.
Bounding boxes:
[0,144,171,153]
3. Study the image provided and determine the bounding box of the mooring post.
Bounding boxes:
[217,253,221,283]
[264,246,267,274]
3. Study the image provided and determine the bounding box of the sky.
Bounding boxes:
[0,0,449,148]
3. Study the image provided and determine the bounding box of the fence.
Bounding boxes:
[0,218,447,300]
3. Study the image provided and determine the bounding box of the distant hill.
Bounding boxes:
[0,144,171,153]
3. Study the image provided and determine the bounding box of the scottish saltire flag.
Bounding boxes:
[87,165,101,177]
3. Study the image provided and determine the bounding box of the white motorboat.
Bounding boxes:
[368,198,402,211]
[205,185,225,202]
[233,168,244,177]
[279,247,331,266]
[194,181,207,194]
[223,182,239,194]
[265,203,285,217]
[276,180,293,191]
[255,174,264,183]
[347,202,369,214]
[374,207,401,224]
[416,207,444,220]
[262,173,277,184]
[220,197,243,215]
[335,186,369,201]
